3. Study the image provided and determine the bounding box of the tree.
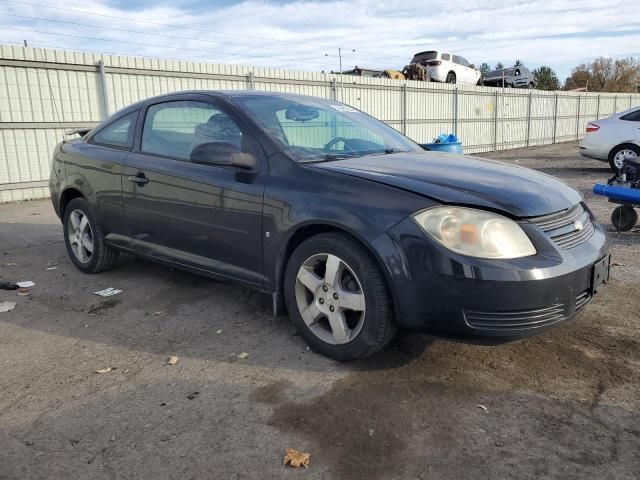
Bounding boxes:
[533,66,560,91]
[495,62,504,70]
[514,59,523,67]
[564,57,640,92]
[479,63,491,78]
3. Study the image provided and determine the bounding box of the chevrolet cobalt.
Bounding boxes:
[50,91,609,360]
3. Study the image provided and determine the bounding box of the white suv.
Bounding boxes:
[410,51,481,85]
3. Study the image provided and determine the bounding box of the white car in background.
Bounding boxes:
[410,51,481,85]
[580,106,640,171]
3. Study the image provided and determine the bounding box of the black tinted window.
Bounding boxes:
[441,53,450,61]
[141,100,245,161]
[93,111,136,148]
[621,110,640,122]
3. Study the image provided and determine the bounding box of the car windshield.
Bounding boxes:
[234,95,423,162]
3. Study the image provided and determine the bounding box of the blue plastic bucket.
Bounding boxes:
[421,142,463,154]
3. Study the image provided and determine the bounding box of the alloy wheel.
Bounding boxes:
[294,253,366,345]
[67,209,94,263]
[614,149,637,170]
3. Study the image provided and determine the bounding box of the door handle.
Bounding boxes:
[127,173,149,186]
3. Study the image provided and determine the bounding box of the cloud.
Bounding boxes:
[0,0,639,78]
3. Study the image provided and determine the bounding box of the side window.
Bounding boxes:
[92,111,137,149]
[621,110,640,122]
[141,100,247,161]
[441,53,451,61]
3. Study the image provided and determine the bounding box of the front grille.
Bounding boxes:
[464,304,566,331]
[529,203,595,249]
[575,290,592,312]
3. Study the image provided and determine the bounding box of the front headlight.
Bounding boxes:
[412,206,536,259]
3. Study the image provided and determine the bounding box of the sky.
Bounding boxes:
[1,0,640,80]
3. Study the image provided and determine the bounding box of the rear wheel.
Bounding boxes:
[63,198,119,273]
[609,144,640,172]
[284,232,396,361]
[446,72,456,84]
[611,205,638,231]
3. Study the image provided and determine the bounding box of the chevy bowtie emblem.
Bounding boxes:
[574,220,584,231]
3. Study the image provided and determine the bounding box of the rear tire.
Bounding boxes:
[63,198,119,273]
[609,144,640,172]
[284,232,396,361]
[611,206,638,232]
[446,72,456,84]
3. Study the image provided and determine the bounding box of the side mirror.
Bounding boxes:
[190,142,257,169]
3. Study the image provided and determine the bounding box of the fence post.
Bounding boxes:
[576,95,581,141]
[596,94,600,120]
[247,71,255,90]
[613,95,618,113]
[526,91,532,148]
[552,93,558,144]
[401,84,407,135]
[97,60,109,119]
[330,78,337,101]
[630,95,633,109]
[453,87,459,136]
[493,90,499,151]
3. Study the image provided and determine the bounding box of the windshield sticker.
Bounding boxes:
[330,105,358,113]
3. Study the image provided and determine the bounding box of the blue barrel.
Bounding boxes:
[422,142,463,154]
[593,183,640,203]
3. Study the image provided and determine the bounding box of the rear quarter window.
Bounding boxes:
[91,111,137,149]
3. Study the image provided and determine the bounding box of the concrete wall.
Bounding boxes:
[2,44,639,201]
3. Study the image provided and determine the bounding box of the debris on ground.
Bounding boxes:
[283,448,310,468]
[95,367,115,374]
[167,356,178,366]
[186,392,199,400]
[611,262,624,267]
[368,428,375,437]
[46,267,57,271]
[85,299,120,315]
[0,301,17,313]
[17,287,31,296]
[238,352,249,359]
[477,404,488,412]
[0,282,18,290]
[93,288,122,297]
[216,329,223,334]
[151,311,164,316]
[16,281,35,288]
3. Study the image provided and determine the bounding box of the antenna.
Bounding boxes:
[33,44,65,142]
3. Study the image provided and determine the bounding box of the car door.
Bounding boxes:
[122,94,267,286]
[620,109,640,141]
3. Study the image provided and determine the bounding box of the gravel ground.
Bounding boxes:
[0,142,639,479]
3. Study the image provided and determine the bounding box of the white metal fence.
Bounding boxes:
[1,44,640,201]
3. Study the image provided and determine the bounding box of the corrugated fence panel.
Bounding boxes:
[2,44,640,200]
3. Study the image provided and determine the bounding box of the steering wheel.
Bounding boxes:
[324,137,353,152]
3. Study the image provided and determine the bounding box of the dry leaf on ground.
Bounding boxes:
[95,367,113,374]
[167,356,178,365]
[284,448,310,468]
[238,352,249,359]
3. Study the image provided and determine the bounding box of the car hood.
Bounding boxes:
[309,151,582,217]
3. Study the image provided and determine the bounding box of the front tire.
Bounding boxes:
[284,232,396,361]
[63,197,119,273]
[609,144,640,172]
[611,205,638,231]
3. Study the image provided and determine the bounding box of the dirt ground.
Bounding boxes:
[0,142,639,479]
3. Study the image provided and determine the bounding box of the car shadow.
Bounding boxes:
[0,221,434,373]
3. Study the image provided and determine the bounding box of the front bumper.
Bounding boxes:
[373,212,610,343]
